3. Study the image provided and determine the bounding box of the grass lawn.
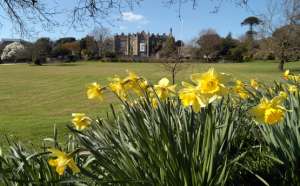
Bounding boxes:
[0,61,299,146]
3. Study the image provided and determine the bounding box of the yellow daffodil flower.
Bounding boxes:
[151,97,158,109]
[249,95,286,125]
[154,78,176,100]
[250,79,259,90]
[87,82,103,100]
[233,80,249,100]
[283,70,300,82]
[283,70,290,80]
[279,91,288,99]
[123,72,150,96]
[123,71,139,88]
[48,148,80,175]
[109,77,127,100]
[179,82,207,112]
[190,68,230,102]
[288,85,298,93]
[71,113,92,130]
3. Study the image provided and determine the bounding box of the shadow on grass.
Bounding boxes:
[51,63,80,67]
[29,63,81,67]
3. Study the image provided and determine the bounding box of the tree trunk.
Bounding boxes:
[278,59,284,71]
[172,70,175,85]
[278,48,285,71]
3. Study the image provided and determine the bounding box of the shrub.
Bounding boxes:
[229,45,248,62]
[1,42,28,62]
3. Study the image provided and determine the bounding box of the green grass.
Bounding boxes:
[0,61,299,146]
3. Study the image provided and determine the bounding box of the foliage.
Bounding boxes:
[229,43,248,62]
[80,36,99,60]
[32,37,52,65]
[219,33,238,59]
[0,42,28,62]
[196,29,222,62]
[51,46,72,59]
[55,38,76,47]
[272,24,300,70]
[0,128,86,185]
[71,98,248,185]
[241,16,262,38]
[254,80,300,184]
[160,35,177,58]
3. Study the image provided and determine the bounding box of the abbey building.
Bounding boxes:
[113,30,173,57]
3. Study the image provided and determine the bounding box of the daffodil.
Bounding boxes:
[48,148,80,175]
[233,80,249,100]
[123,71,140,89]
[154,78,176,100]
[190,68,230,103]
[279,91,288,99]
[283,70,290,80]
[71,113,92,130]
[283,70,300,82]
[87,82,103,100]
[123,72,150,96]
[250,79,259,90]
[109,77,127,100]
[288,85,298,93]
[151,97,158,109]
[249,95,286,125]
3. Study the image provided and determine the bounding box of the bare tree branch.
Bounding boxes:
[0,0,249,36]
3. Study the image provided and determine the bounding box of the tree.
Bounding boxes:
[32,37,52,65]
[160,35,186,84]
[89,27,111,57]
[1,42,28,62]
[241,16,262,39]
[160,36,177,58]
[51,46,72,59]
[80,36,99,60]
[196,29,222,62]
[272,24,300,70]
[219,33,238,59]
[62,42,81,56]
[260,0,300,70]
[55,37,76,47]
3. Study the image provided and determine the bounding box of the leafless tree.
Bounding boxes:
[196,29,222,62]
[89,26,113,57]
[161,35,188,85]
[259,0,300,70]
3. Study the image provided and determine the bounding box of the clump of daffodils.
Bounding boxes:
[283,69,300,82]
[80,67,300,129]
[46,67,299,176]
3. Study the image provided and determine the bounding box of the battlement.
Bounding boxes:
[113,31,171,57]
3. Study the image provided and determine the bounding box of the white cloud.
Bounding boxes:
[119,25,127,30]
[121,12,145,22]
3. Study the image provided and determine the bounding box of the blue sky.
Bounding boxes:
[0,0,268,42]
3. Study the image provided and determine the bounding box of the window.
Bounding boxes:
[140,43,145,52]
[120,41,126,48]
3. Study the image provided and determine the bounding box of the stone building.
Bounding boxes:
[113,31,170,58]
